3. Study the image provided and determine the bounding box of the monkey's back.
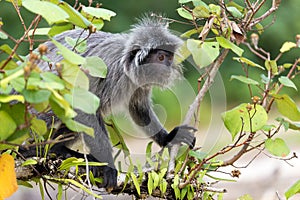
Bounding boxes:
[37,29,132,116]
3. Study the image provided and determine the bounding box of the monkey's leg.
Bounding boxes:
[66,110,117,188]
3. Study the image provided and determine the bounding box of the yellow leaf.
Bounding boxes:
[0,154,18,199]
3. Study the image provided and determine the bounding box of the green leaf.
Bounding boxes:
[280,42,297,53]
[131,172,140,196]
[233,57,264,70]
[28,28,50,36]
[193,0,209,7]
[58,157,84,170]
[227,6,243,18]
[180,29,200,39]
[89,18,104,30]
[283,63,293,69]
[0,67,24,89]
[0,31,8,40]
[278,76,297,91]
[57,184,62,200]
[265,138,290,157]
[265,60,278,75]
[289,122,300,131]
[50,89,77,118]
[48,177,102,199]
[81,6,116,21]
[0,94,24,103]
[181,187,188,200]
[237,194,253,200]
[208,4,221,15]
[171,175,180,199]
[64,119,94,137]
[276,117,290,131]
[175,41,191,64]
[82,56,107,78]
[146,141,153,160]
[17,180,33,188]
[106,119,130,157]
[216,36,244,56]
[0,111,17,141]
[285,180,300,199]
[273,94,300,121]
[22,0,68,25]
[65,87,100,114]
[150,171,159,189]
[178,0,192,3]
[177,8,193,20]
[56,1,92,29]
[48,23,73,37]
[21,159,38,166]
[39,72,65,90]
[0,44,22,61]
[38,180,45,200]
[65,36,87,54]
[22,89,51,103]
[60,60,89,90]
[51,40,85,65]
[261,124,276,132]
[160,179,167,195]
[1,103,25,126]
[187,39,219,68]
[31,117,47,135]
[59,157,106,170]
[222,104,268,139]
[230,75,259,85]
[193,5,210,18]
[189,150,207,161]
[255,23,264,34]
[147,173,153,195]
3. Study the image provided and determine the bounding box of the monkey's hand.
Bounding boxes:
[166,125,196,148]
[92,166,118,189]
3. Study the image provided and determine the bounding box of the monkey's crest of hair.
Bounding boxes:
[121,16,184,88]
[123,16,183,66]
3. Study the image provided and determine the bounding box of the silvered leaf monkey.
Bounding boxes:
[22,16,196,188]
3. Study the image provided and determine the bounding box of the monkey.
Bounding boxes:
[20,16,196,188]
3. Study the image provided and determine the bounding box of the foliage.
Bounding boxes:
[0,0,300,199]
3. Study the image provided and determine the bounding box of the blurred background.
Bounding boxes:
[1,0,300,199]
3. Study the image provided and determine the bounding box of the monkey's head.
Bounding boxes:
[122,16,183,88]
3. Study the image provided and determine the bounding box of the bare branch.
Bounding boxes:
[266,58,299,112]
[247,0,281,29]
[183,49,229,125]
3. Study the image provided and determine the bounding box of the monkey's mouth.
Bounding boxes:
[132,63,178,87]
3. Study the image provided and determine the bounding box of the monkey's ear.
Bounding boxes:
[128,49,140,64]
[122,48,139,72]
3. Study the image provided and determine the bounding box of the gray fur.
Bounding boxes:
[37,17,195,187]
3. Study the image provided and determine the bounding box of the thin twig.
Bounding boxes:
[266,59,299,112]
[183,49,229,125]
[0,15,41,69]
[247,0,280,29]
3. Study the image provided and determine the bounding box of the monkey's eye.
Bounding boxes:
[158,54,165,62]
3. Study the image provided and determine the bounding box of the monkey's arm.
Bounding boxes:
[129,88,195,148]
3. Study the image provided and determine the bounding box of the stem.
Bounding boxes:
[247,0,280,29]
[266,59,299,112]
[178,49,229,189]
[0,15,41,69]
[183,49,229,125]
[221,131,256,166]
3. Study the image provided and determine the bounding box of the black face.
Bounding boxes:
[141,49,174,66]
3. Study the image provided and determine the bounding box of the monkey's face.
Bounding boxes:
[124,47,181,88]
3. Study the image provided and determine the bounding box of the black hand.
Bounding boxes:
[92,166,118,188]
[166,125,196,148]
